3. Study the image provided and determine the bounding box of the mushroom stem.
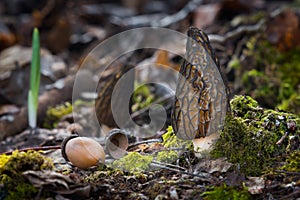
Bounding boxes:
[192,132,219,158]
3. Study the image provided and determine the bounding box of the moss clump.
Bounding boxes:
[211,116,281,175]
[201,184,251,200]
[211,95,300,176]
[156,150,178,163]
[43,102,73,128]
[230,95,261,119]
[3,182,38,200]
[0,150,53,199]
[111,152,153,172]
[161,126,192,149]
[280,151,300,172]
[83,166,125,185]
[154,126,193,163]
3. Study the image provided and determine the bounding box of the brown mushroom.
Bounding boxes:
[171,27,229,156]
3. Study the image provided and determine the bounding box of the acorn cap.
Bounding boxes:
[105,129,129,159]
[61,134,79,162]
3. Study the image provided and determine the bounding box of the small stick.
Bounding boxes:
[150,162,214,183]
[151,0,204,27]
[274,170,300,175]
[1,145,61,155]
[209,19,265,44]
[152,160,187,171]
[276,132,289,145]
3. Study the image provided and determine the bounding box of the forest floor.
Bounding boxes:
[0,0,299,199]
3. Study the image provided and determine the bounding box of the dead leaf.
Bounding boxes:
[46,17,71,53]
[145,143,165,153]
[195,157,233,173]
[266,9,300,51]
[0,19,17,49]
[156,50,171,67]
[225,170,246,186]
[0,45,32,76]
[23,170,91,197]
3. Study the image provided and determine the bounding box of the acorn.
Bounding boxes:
[61,135,105,169]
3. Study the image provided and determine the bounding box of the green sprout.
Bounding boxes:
[27,28,41,129]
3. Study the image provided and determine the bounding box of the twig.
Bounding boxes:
[152,160,187,171]
[208,19,265,44]
[208,8,289,44]
[278,190,300,200]
[274,170,300,175]
[1,145,61,155]
[151,0,204,27]
[150,162,214,183]
[276,132,289,145]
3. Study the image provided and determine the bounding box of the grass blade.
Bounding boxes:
[28,28,40,129]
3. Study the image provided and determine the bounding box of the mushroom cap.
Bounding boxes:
[171,27,228,140]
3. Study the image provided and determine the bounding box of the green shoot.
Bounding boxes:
[28,28,41,129]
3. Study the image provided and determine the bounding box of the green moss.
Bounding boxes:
[276,48,300,90]
[242,69,267,94]
[228,56,241,70]
[280,151,300,172]
[211,116,281,175]
[131,83,155,112]
[278,93,300,116]
[162,126,192,149]
[43,102,73,128]
[5,182,38,200]
[84,168,125,184]
[201,184,251,200]
[0,150,53,179]
[0,150,53,199]
[211,95,300,176]
[111,152,153,172]
[0,154,10,168]
[230,95,261,119]
[241,36,300,114]
[156,150,178,163]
